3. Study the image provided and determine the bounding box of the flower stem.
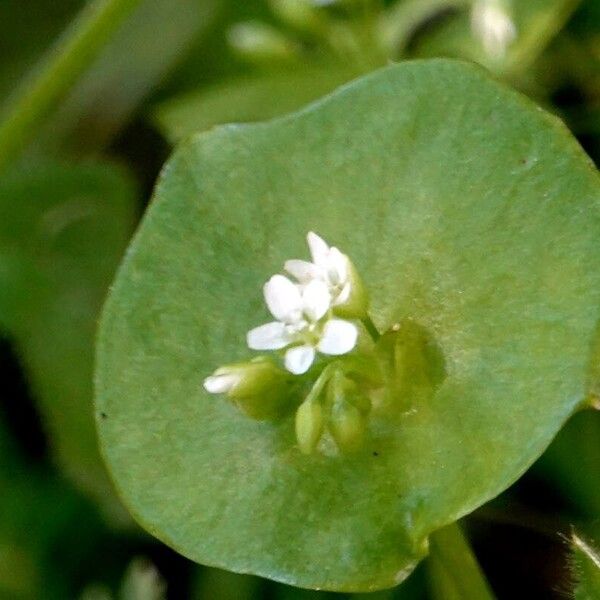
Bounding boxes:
[305,362,339,405]
[427,521,496,600]
[361,315,381,342]
[0,0,144,171]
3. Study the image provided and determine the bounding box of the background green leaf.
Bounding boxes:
[0,0,83,103]
[33,0,222,156]
[534,410,600,518]
[96,59,600,591]
[154,65,358,143]
[0,162,136,519]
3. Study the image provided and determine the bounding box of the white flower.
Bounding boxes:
[247,274,358,375]
[284,231,368,319]
[471,0,517,60]
[285,231,352,306]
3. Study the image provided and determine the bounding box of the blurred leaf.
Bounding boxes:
[534,410,600,518]
[96,60,600,590]
[33,0,222,155]
[153,65,358,143]
[0,446,107,599]
[159,0,272,96]
[0,162,136,520]
[0,0,153,171]
[0,0,83,103]
[572,529,600,600]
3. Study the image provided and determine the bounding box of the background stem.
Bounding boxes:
[0,0,144,171]
[427,521,496,600]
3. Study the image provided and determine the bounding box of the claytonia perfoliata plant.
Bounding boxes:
[204,232,381,454]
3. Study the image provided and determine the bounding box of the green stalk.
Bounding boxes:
[0,0,144,171]
[361,314,381,342]
[427,521,496,600]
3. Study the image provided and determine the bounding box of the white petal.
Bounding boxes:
[284,345,316,375]
[247,321,291,350]
[317,319,358,355]
[327,247,349,284]
[284,259,322,283]
[307,231,330,267]
[203,373,239,394]
[302,279,331,321]
[334,281,352,305]
[264,275,302,322]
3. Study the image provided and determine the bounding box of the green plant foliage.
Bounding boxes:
[412,0,581,76]
[0,414,107,600]
[0,470,104,599]
[34,0,221,155]
[572,529,600,600]
[192,567,263,600]
[0,162,137,519]
[534,410,600,518]
[0,0,83,102]
[426,523,493,600]
[154,66,358,143]
[96,60,600,591]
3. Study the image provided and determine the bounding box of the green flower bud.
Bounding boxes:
[327,370,368,452]
[203,359,291,420]
[227,21,299,63]
[329,398,365,453]
[295,399,323,454]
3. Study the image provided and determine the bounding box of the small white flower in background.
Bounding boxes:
[471,0,517,60]
[247,274,358,375]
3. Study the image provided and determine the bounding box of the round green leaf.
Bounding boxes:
[96,59,600,591]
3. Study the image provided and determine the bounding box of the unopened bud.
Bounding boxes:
[227,21,299,63]
[329,398,365,453]
[203,359,291,419]
[295,399,323,454]
[327,370,368,452]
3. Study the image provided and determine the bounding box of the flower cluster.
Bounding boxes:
[203,232,373,454]
[246,232,363,375]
